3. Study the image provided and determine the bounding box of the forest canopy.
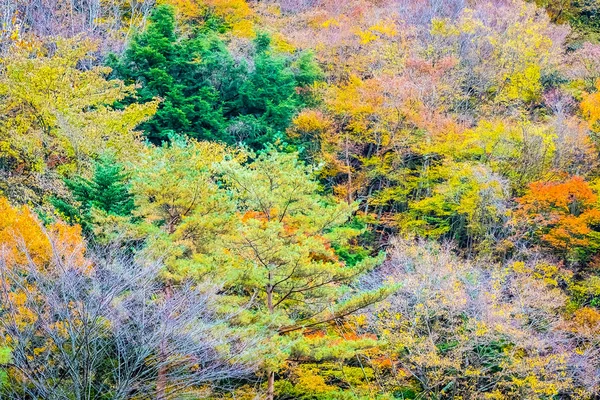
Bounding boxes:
[0,0,599,399]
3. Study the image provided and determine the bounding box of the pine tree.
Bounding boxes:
[53,155,135,231]
[129,142,390,399]
[108,5,232,143]
[71,155,134,216]
[109,5,322,148]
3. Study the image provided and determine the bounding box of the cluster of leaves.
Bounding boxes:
[109,4,322,147]
[0,37,156,205]
[50,154,135,235]
[532,0,600,43]
[516,176,600,262]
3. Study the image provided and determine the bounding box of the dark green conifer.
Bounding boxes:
[52,155,134,232]
[109,5,322,148]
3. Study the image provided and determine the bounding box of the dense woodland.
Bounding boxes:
[0,0,599,398]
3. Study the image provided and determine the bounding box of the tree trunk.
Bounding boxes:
[156,344,167,400]
[156,285,172,400]
[345,133,352,205]
[267,370,275,400]
[266,273,275,400]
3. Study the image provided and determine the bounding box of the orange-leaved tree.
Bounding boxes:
[515,176,600,263]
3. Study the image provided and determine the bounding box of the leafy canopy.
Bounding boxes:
[110,5,322,148]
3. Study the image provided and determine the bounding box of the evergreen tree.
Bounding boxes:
[108,5,233,143]
[129,142,390,399]
[52,155,135,231]
[80,156,135,216]
[109,5,322,148]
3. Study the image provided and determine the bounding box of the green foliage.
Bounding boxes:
[73,155,134,216]
[109,5,322,148]
[0,347,11,365]
[0,347,9,388]
[127,141,390,396]
[532,0,600,42]
[52,155,135,233]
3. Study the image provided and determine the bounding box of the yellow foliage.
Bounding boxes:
[271,33,295,53]
[581,80,600,128]
[206,0,252,20]
[158,0,200,19]
[568,307,600,336]
[502,63,543,103]
[159,0,255,36]
[353,28,378,45]
[231,19,255,38]
[430,18,460,37]
[294,366,335,394]
[369,20,397,38]
[321,18,340,29]
[289,110,333,139]
[458,9,485,34]
[0,197,89,333]
[0,37,157,182]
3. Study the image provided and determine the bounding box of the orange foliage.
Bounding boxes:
[240,210,269,224]
[0,197,89,330]
[0,197,88,271]
[0,197,52,268]
[49,222,90,273]
[518,176,597,216]
[564,307,600,338]
[370,356,393,369]
[516,177,600,258]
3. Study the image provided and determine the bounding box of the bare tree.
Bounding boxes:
[358,238,599,398]
[0,0,155,54]
[0,243,257,400]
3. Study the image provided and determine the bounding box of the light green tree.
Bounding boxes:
[128,141,389,398]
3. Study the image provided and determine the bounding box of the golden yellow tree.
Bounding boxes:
[0,38,157,203]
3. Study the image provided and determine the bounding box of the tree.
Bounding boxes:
[109,4,231,143]
[0,197,256,399]
[110,5,321,147]
[515,176,600,263]
[128,142,389,399]
[0,197,84,269]
[216,149,391,399]
[0,37,157,205]
[127,137,235,280]
[51,154,135,235]
[356,238,595,399]
[397,162,509,250]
